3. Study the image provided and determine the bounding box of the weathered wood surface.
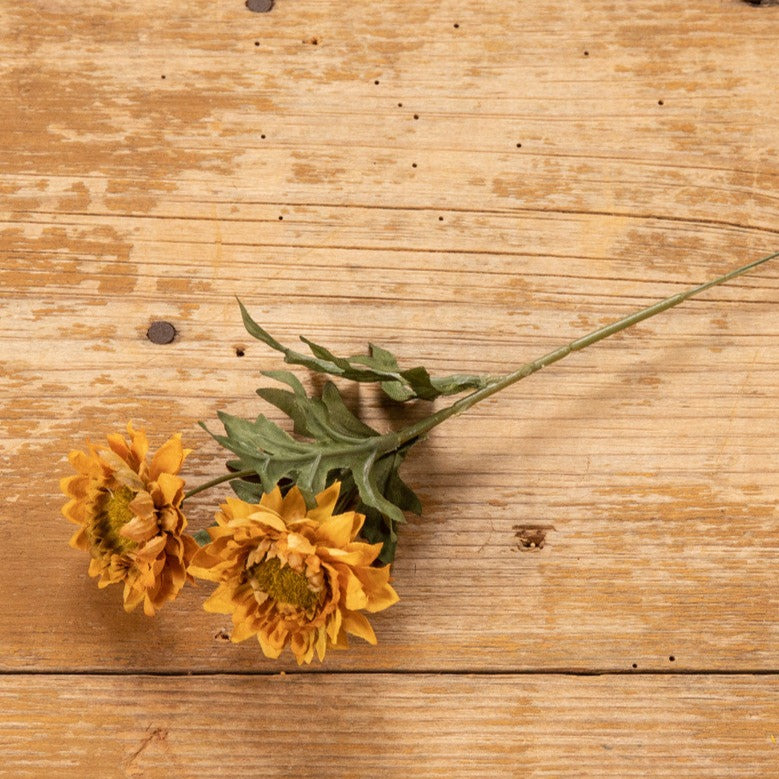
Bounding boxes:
[1,674,777,777]
[1,0,777,774]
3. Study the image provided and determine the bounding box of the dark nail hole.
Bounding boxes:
[278,215,284,220]
[160,74,166,80]
[246,0,274,12]
[147,321,177,345]
[235,347,246,357]
[658,99,664,105]
[438,216,444,221]
[516,142,522,148]
[413,114,419,120]
[632,663,638,669]
[397,102,403,107]
[583,50,589,56]
[254,41,260,46]
[669,655,675,662]
[453,23,460,29]
[261,134,266,139]
[374,80,380,85]
[411,162,417,168]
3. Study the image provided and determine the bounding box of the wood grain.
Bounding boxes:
[1,0,777,774]
[2,674,777,778]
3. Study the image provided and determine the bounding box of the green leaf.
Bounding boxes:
[203,376,421,562]
[192,529,213,547]
[238,298,491,401]
[229,478,264,503]
[360,506,398,565]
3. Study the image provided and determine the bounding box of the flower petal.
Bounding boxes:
[342,611,377,645]
[259,485,283,515]
[315,511,358,549]
[246,509,287,533]
[306,482,340,524]
[280,487,308,522]
[149,433,186,481]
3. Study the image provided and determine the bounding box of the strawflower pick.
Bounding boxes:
[61,250,777,662]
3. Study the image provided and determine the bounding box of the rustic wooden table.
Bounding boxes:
[1,0,777,775]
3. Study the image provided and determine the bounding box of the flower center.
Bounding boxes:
[91,485,137,553]
[106,486,135,530]
[249,556,321,611]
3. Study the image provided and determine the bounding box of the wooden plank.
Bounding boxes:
[0,673,776,777]
[3,258,777,672]
[1,0,777,678]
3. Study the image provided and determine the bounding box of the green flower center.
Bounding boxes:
[91,485,137,553]
[249,556,321,611]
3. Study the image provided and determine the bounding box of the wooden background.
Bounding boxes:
[1,0,777,775]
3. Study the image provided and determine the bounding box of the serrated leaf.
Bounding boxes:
[379,380,415,402]
[230,478,264,503]
[385,460,423,515]
[256,386,311,437]
[359,506,398,565]
[321,382,379,438]
[204,376,420,562]
[299,336,355,372]
[238,298,490,401]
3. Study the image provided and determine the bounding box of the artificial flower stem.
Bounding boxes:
[394,250,779,446]
[184,469,257,500]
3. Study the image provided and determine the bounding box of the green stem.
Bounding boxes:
[396,250,779,445]
[184,469,256,500]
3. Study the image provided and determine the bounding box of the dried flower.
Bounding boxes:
[189,482,399,664]
[60,423,198,615]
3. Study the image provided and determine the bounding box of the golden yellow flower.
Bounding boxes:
[189,482,399,664]
[60,422,198,616]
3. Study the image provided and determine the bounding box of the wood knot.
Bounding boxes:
[513,524,555,551]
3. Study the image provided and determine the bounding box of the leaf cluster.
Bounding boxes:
[203,371,421,563]
[204,303,496,563]
[238,300,489,401]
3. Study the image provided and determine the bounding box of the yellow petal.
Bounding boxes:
[68,526,89,551]
[154,471,185,506]
[188,561,223,581]
[88,557,103,578]
[258,631,283,659]
[149,433,185,481]
[318,546,375,567]
[315,627,328,661]
[142,595,158,617]
[259,485,283,515]
[134,534,166,559]
[128,490,155,518]
[127,422,150,462]
[306,482,341,524]
[203,584,237,614]
[121,514,158,543]
[354,565,400,612]
[342,570,368,611]
[101,450,145,491]
[342,611,377,645]
[221,497,257,521]
[246,509,286,533]
[280,487,308,521]
[230,619,257,643]
[122,582,146,612]
[285,531,316,556]
[106,432,132,461]
[316,512,358,549]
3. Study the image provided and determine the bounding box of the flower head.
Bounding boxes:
[189,482,399,664]
[60,422,198,615]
